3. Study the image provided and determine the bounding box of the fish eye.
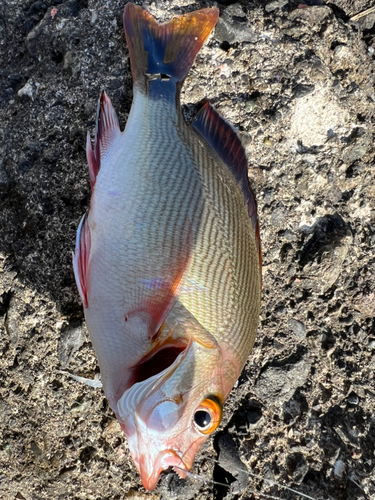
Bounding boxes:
[193,396,223,434]
[194,410,211,428]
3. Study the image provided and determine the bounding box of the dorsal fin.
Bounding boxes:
[86,90,121,188]
[192,100,261,270]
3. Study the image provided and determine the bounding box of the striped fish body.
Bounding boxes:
[178,112,261,369]
[74,3,261,491]
[77,90,205,410]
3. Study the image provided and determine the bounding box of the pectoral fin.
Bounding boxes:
[136,222,194,339]
[164,299,219,349]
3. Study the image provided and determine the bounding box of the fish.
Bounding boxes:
[73,3,261,491]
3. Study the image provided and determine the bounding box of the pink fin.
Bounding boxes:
[192,100,262,274]
[123,4,219,94]
[145,260,189,337]
[126,220,194,338]
[86,131,97,187]
[87,91,121,188]
[73,214,90,307]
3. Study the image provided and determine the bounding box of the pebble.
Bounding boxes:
[288,319,307,340]
[18,81,36,100]
[333,459,346,478]
[254,360,311,406]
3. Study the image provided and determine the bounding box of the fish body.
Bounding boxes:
[74,3,261,491]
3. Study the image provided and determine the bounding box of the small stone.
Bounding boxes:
[285,452,308,484]
[214,4,255,44]
[5,297,19,345]
[245,99,257,112]
[288,319,307,340]
[293,84,315,98]
[265,0,289,12]
[347,392,359,405]
[270,206,286,228]
[254,360,311,406]
[247,407,262,424]
[333,459,346,478]
[64,51,81,78]
[217,433,248,494]
[107,78,121,90]
[17,81,35,100]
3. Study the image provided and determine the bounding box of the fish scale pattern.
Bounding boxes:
[178,127,261,366]
[85,94,204,406]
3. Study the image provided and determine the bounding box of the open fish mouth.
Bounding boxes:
[129,337,189,385]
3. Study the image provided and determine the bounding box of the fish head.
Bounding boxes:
[116,338,240,490]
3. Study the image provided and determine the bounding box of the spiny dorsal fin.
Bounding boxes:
[123,4,219,96]
[86,90,121,187]
[192,100,261,270]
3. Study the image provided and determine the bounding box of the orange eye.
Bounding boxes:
[193,396,223,434]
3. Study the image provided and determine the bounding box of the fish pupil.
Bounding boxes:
[194,410,211,429]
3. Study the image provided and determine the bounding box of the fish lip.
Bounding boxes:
[139,449,187,490]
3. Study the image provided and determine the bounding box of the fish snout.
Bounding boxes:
[138,449,187,491]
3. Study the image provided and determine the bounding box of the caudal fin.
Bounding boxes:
[123,3,219,95]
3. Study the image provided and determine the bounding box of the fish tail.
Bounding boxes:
[123,3,219,98]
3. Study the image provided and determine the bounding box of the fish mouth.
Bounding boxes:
[139,449,188,490]
[129,337,188,385]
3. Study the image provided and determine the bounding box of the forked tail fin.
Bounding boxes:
[123,3,219,97]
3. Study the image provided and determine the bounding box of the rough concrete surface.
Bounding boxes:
[1,0,375,499]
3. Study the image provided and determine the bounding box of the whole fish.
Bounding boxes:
[73,3,261,491]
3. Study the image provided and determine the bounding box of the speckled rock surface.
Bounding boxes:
[1,1,375,499]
